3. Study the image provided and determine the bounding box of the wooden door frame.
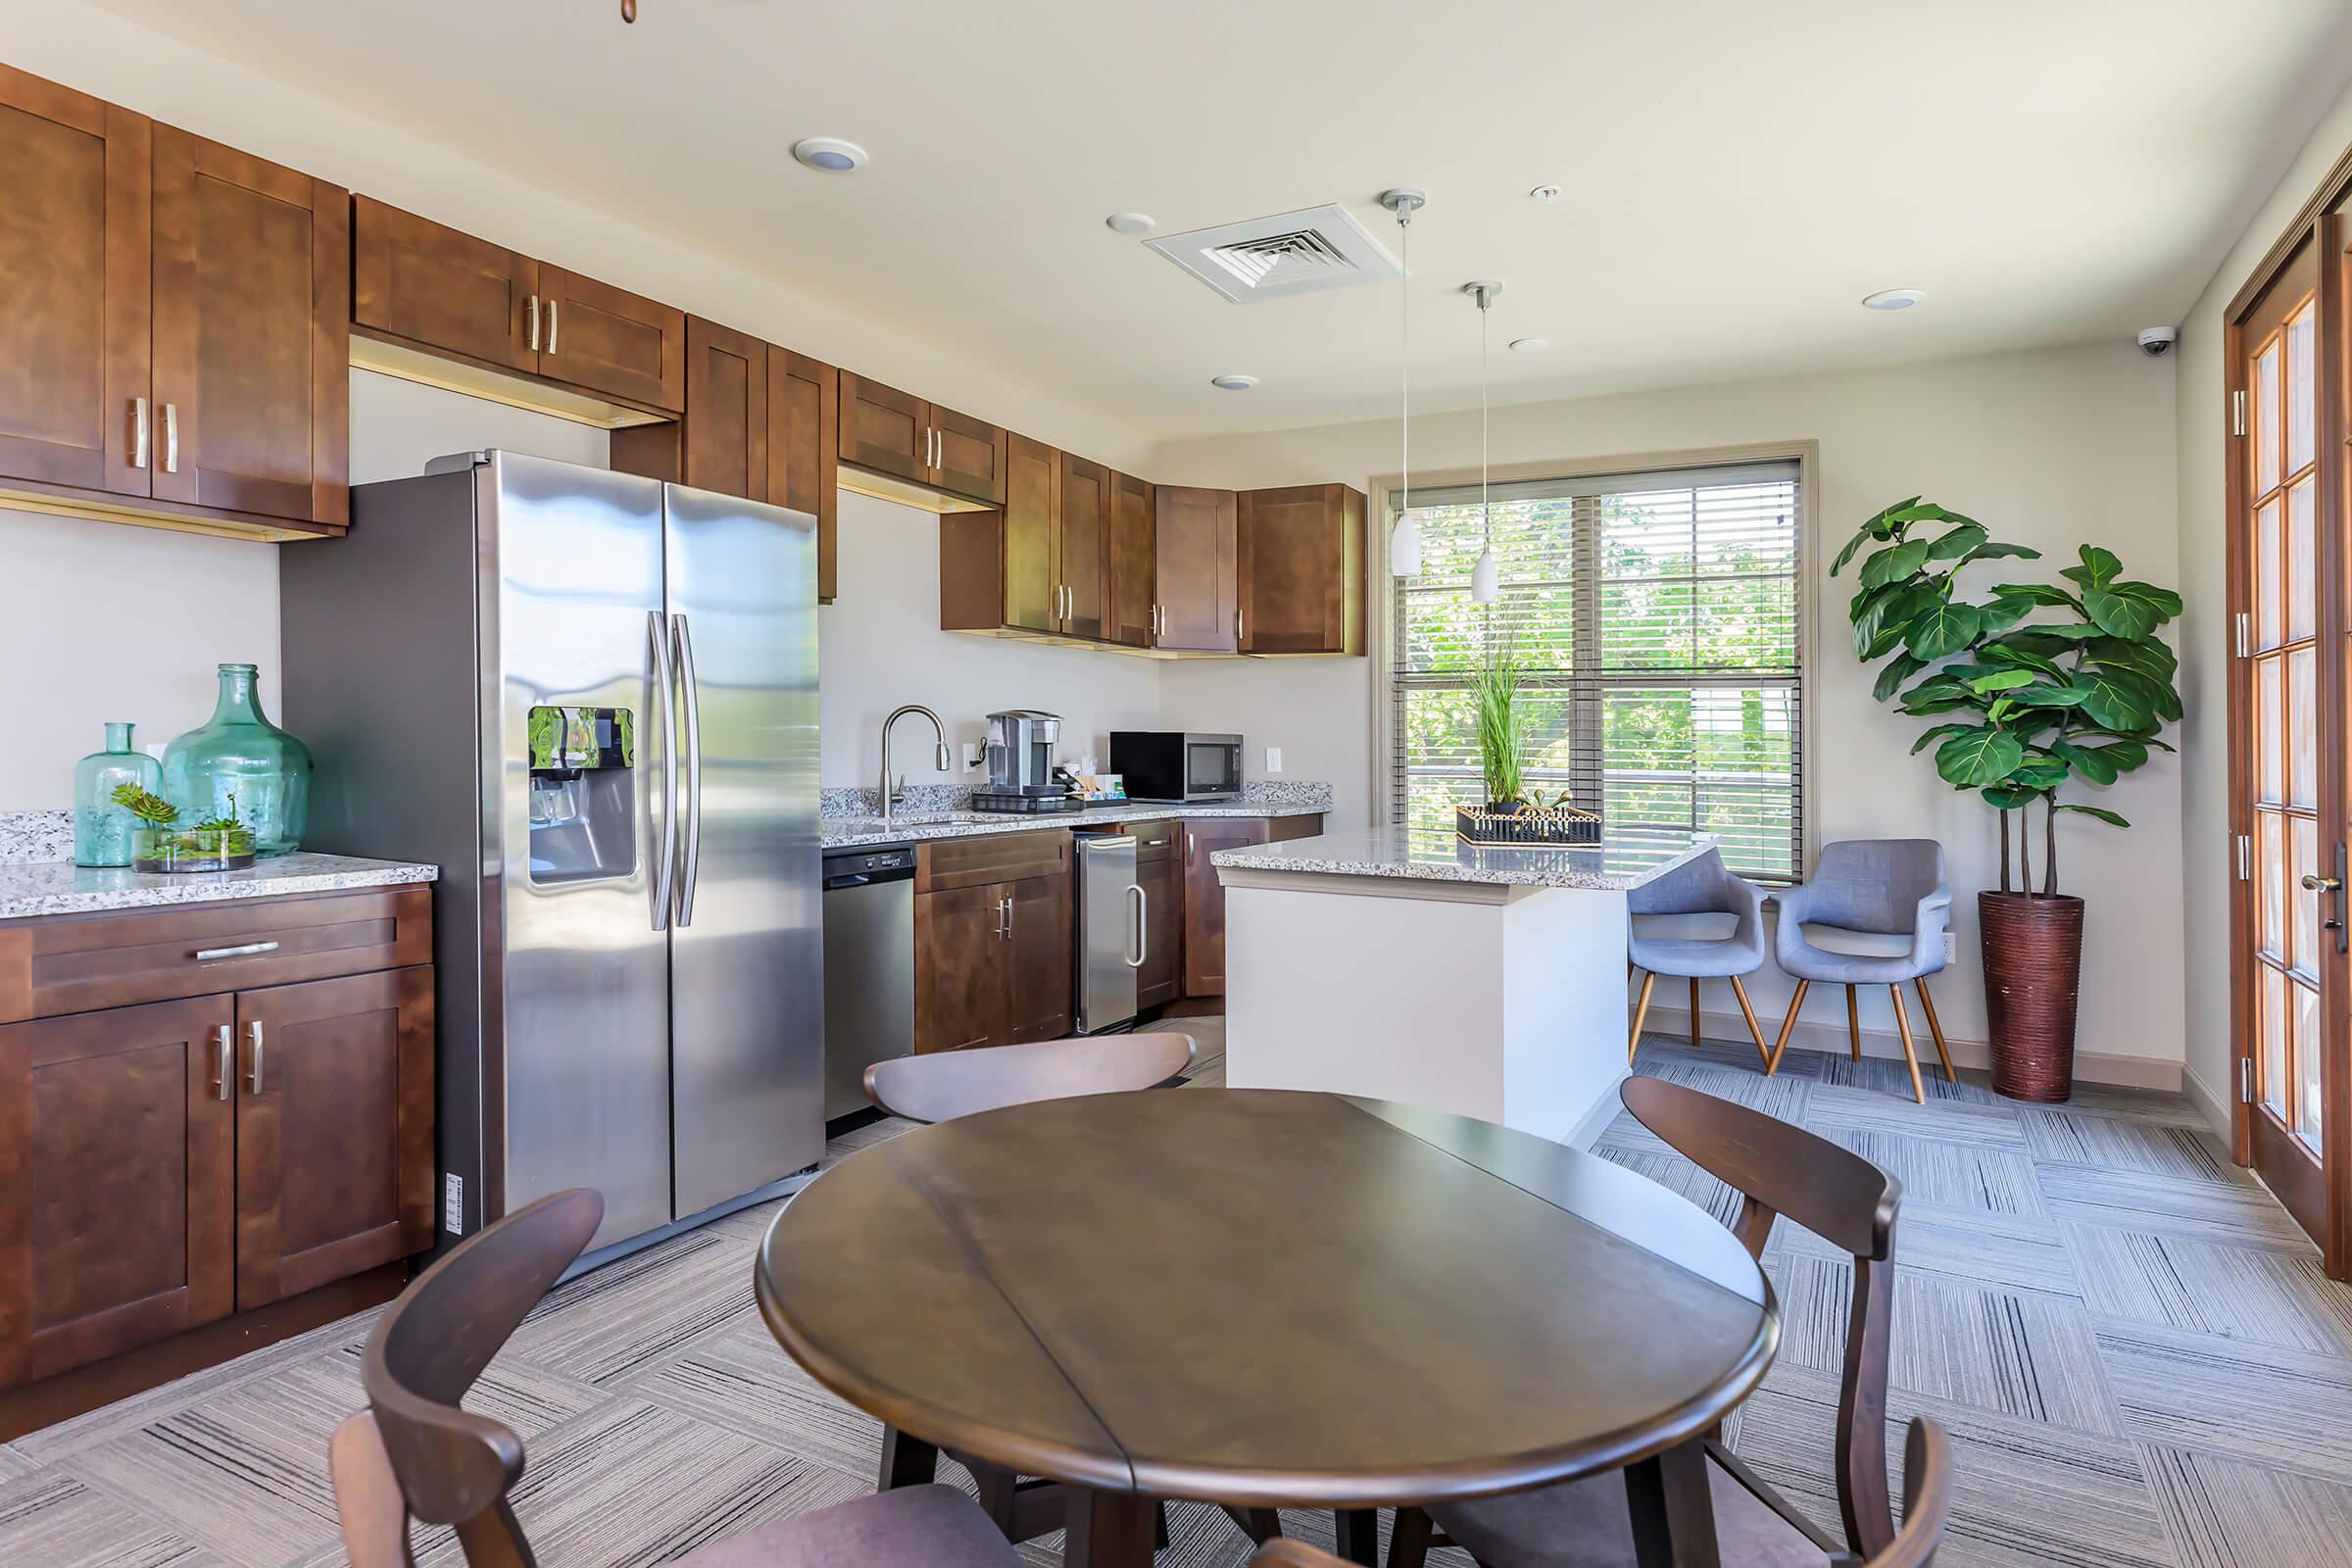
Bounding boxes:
[2224,148,2352,1277]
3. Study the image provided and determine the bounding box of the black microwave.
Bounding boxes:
[1110,732,1243,804]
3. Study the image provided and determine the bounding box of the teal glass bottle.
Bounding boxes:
[73,722,165,868]
[162,663,313,858]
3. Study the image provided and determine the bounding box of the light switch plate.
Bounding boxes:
[443,1172,464,1236]
[1265,747,1283,773]
[1942,931,1956,964]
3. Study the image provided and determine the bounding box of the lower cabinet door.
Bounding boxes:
[1004,873,1072,1044]
[0,996,236,1389]
[232,967,433,1310]
[915,883,1009,1053]
[1182,818,1270,998]
[1135,852,1183,1010]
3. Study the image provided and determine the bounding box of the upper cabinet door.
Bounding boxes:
[680,316,766,500]
[149,127,348,526]
[1000,433,1060,634]
[1058,453,1109,640]
[1237,483,1366,656]
[766,348,839,603]
[1153,486,1238,653]
[930,403,1007,505]
[537,266,685,414]
[351,196,537,374]
[0,68,150,499]
[1106,469,1157,648]
[839,372,929,485]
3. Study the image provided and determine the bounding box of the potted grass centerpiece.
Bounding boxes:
[1454,639,1600,847]
[115,784,258,872]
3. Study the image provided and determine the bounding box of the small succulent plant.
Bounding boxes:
[190,792,244,835]
[111,783,178,825]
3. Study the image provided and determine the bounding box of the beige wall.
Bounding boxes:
[2176,82,2352,1124]
[1156,340,2188,1074]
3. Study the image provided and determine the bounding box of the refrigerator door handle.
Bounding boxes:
[671,612,705,927]
[649,609,678,931]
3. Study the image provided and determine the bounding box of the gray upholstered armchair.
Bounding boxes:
[1770,838,1955,1101]
[1627,847,1771,1067]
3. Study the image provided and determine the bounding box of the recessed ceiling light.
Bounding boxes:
[1209,373,1258,391]
[1509,337,1549,354]
[1105,213,1155,235]
[1862,288,1925,311]
[792,137,867,173]
[1529,184,1561,203]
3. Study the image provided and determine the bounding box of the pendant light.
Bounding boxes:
[1464,279,1503,604]
[1379,189,1426,577]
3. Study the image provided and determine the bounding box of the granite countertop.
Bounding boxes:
[822,797,1327,850]
[1209,825,1709,893]
[0,852,439,921]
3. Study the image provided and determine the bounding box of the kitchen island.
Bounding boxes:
[1213,825,1706,1149]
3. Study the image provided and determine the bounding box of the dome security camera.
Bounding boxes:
[2137,326,2179,357]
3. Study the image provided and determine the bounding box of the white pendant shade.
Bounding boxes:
[1471,544,1499,604]
[1390,511,1423,577]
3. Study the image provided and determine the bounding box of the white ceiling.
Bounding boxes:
[88,0,2352,440]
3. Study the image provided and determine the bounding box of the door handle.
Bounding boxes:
[2300,874,2339,892]
[214,1024,232,1102]
[2317,843,2349,949]
[670,612,704,927]
[132,397,149,469]
[547,298,559,355]
[163,403,178,474]
[527,294,540,352]
[245,1020,265,1094]
[1127,883,1146,967]
[649,610,678,931]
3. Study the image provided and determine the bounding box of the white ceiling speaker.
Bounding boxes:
[1862,288,1925,311]
[1509,337,1549,354]
[1105,213,1155,235]
[1209,374,1258,391]
[1149,203,1402,305]
[1529,184,1561,203]
[792,138,868,174]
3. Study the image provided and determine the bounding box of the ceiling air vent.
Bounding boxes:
[1146,204,1400,305]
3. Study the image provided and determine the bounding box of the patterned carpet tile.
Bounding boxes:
[1804,1078,2030,1148]
[1813,1053,2004,1107]
[1780,1204,2082,1300]
[1628,1054,1815,1124]
[502,1226,754,1387]
[625,1313,889,1480]
[2040,1164,2321,1250]
[0,1465,231,1568]
[2097,1319,2352,1485]
[2020,1108,2242,1184]
[1824,1125,2049,1222]
[2065,1223,2352,1356]
[2138,1443,2352,1568]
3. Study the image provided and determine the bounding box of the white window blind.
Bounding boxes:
[1389,459,1804,881]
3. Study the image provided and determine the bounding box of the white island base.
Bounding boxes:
[1217,827,1705,1150]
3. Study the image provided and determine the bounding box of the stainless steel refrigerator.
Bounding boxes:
[281,451,822,1258]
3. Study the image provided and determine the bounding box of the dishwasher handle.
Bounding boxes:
[824,868,915,891]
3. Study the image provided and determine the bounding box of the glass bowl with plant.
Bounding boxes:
[116,785,258,872]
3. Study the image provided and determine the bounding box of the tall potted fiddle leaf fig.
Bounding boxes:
[1833,500,2181,1102]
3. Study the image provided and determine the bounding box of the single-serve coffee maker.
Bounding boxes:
[984,710,1062,796]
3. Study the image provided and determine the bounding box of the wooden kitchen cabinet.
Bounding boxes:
[537,264,685,413]
[1238,483,1367,656]
[352,195,538,375]
[1057,453,1110,640]
[0,66,348,538]
[839,372,1006,506]
[0,889,435,1437]
[913,831,1073,1054]
[940,430,1059,636]
[1106,469,1156,649]
[767,347,841,604]
[1153,486,1239,654]
[1133,820,1183,1010]
[1182,813,1325,998]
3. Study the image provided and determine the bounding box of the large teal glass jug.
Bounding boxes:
[162,663,313,858]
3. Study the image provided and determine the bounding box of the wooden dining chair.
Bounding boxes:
[1390,1073,1908,1568]
[863,1029,1195,1124]
[1262,1420,1951,1568]
[329,1187,1019,1567]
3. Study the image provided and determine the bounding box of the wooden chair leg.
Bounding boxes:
[1845,984,1862,1061]
[1728,974,1769,1068]
[1767,978,1808,1072]
[1156,1500,1170,1550]
[1390,1505,1436,1568]
[1889,983,1926,1103]
[1630,969,1657,1064]
[1689,976,1702,1047]
[1916,977,1957,1081]
[1221,1505,1281,1544]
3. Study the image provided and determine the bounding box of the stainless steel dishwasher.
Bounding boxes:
[821,844,916,1120]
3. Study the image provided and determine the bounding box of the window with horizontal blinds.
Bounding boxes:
[1389,458,1803,881]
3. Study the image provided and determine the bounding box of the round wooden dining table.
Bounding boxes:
[754,1088,1778,1568]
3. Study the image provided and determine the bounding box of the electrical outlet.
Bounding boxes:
[443,1172,465,1236]
[961,741,984,771]
[1265,747,1283,773]
[1942,931,1956,964]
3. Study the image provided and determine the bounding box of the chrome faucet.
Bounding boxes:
[879,705,953,827]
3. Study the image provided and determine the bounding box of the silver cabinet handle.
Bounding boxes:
[245,1020,265,1094]
[132,397,149,469]
[547,298,559,355]
[1187,832,1196,865]
[527,293,540,351]
[648,610,678,931]
[214,1024,232,1102]
[195,941,279,961]
[670,612,704,927]
[1127,883,1146,968]
[163,403,178,473]
[1236,605,1244,646]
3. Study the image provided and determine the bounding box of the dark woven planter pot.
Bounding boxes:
[1980,891,2084,1102]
